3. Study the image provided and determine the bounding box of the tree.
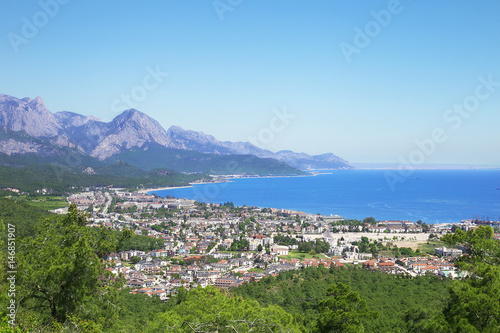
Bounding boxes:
[438,226,500,332]
[298,241,312,253]
[257,244,263,252]
[315,283,378,332]
[314,239,330,254]
[16,204,128,327]
[130,256,141,264]
[149,286,303,332]
[151,225,162,232]
[0,221,11,328]
[405,307,449,333]
[363,217,376,225]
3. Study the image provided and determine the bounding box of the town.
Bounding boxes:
[58,187,496,302]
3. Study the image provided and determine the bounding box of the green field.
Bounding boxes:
[12,195,68,211]
[248,267,264,273]
[279,250,323,261]
[417,240,445,255]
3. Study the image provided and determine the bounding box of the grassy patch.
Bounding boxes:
[279,250,322,261]
[13,195,69,211]
[248,268,264,273]
[417,240,445,255]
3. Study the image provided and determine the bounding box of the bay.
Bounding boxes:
[150,169,500,224]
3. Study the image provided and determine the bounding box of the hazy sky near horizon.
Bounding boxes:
[1,1,499,165]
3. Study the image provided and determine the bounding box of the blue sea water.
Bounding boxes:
[151,169,500,224]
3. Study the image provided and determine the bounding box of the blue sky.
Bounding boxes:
[1,0,499,165]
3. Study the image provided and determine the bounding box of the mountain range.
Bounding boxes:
[0,93,352,176]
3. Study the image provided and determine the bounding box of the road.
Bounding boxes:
[102,192,112,214]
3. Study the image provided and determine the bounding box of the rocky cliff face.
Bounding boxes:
[0,93,352,170]
[0,95,184,159]
[0,138,53,156]
[0,94,62,138]
[167,125,233,155]
[89,109,183,159]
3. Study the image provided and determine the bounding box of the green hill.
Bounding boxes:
[0,197,52,243]
[0,163,211,194]
[109,144,305,176]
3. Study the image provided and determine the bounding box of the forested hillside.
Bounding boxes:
[0,197,51,241]
[0,163,211,194]
[233,266,450,332]
[0,198,166,253]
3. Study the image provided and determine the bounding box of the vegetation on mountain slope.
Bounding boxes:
[109,145,306,176]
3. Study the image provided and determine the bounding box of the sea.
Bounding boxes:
[150,169,500,224]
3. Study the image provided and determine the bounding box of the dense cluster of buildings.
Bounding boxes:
[62,187,486,300]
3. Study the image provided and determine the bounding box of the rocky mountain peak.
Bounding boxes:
[113,108,144,122]
[0,92,352,169]
[29,96,46,108]
[54,111,102,128]
[0,94,61,138]
[167,125,219,144]
[89,109,183,160]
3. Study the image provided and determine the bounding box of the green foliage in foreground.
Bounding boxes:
[0,197,163,253]
[147,286,304,332]
[14,205,131,326]
[233,265,451,332]
[116,232,165,252]
[0,197,51,243]
[113,288,169,332]
[316,283,378,333]
[439,226,500,333]
[233,226,500,332]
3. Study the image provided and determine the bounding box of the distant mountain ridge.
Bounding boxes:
[0,93,352,172]
[166,126,352,170]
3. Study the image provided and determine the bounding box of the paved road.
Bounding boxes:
[102,192,112,214]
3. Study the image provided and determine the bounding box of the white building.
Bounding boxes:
[271,245,289,256]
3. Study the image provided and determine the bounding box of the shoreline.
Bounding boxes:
[138,185,193,194]
[140,180,229,195]
[140,172,319,194]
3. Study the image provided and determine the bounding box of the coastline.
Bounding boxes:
[225,173,316,180]
[140,180,230,195]
[138,185,193,194]
[140,172,320,195]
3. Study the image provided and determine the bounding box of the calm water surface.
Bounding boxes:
[151,170,500,224]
